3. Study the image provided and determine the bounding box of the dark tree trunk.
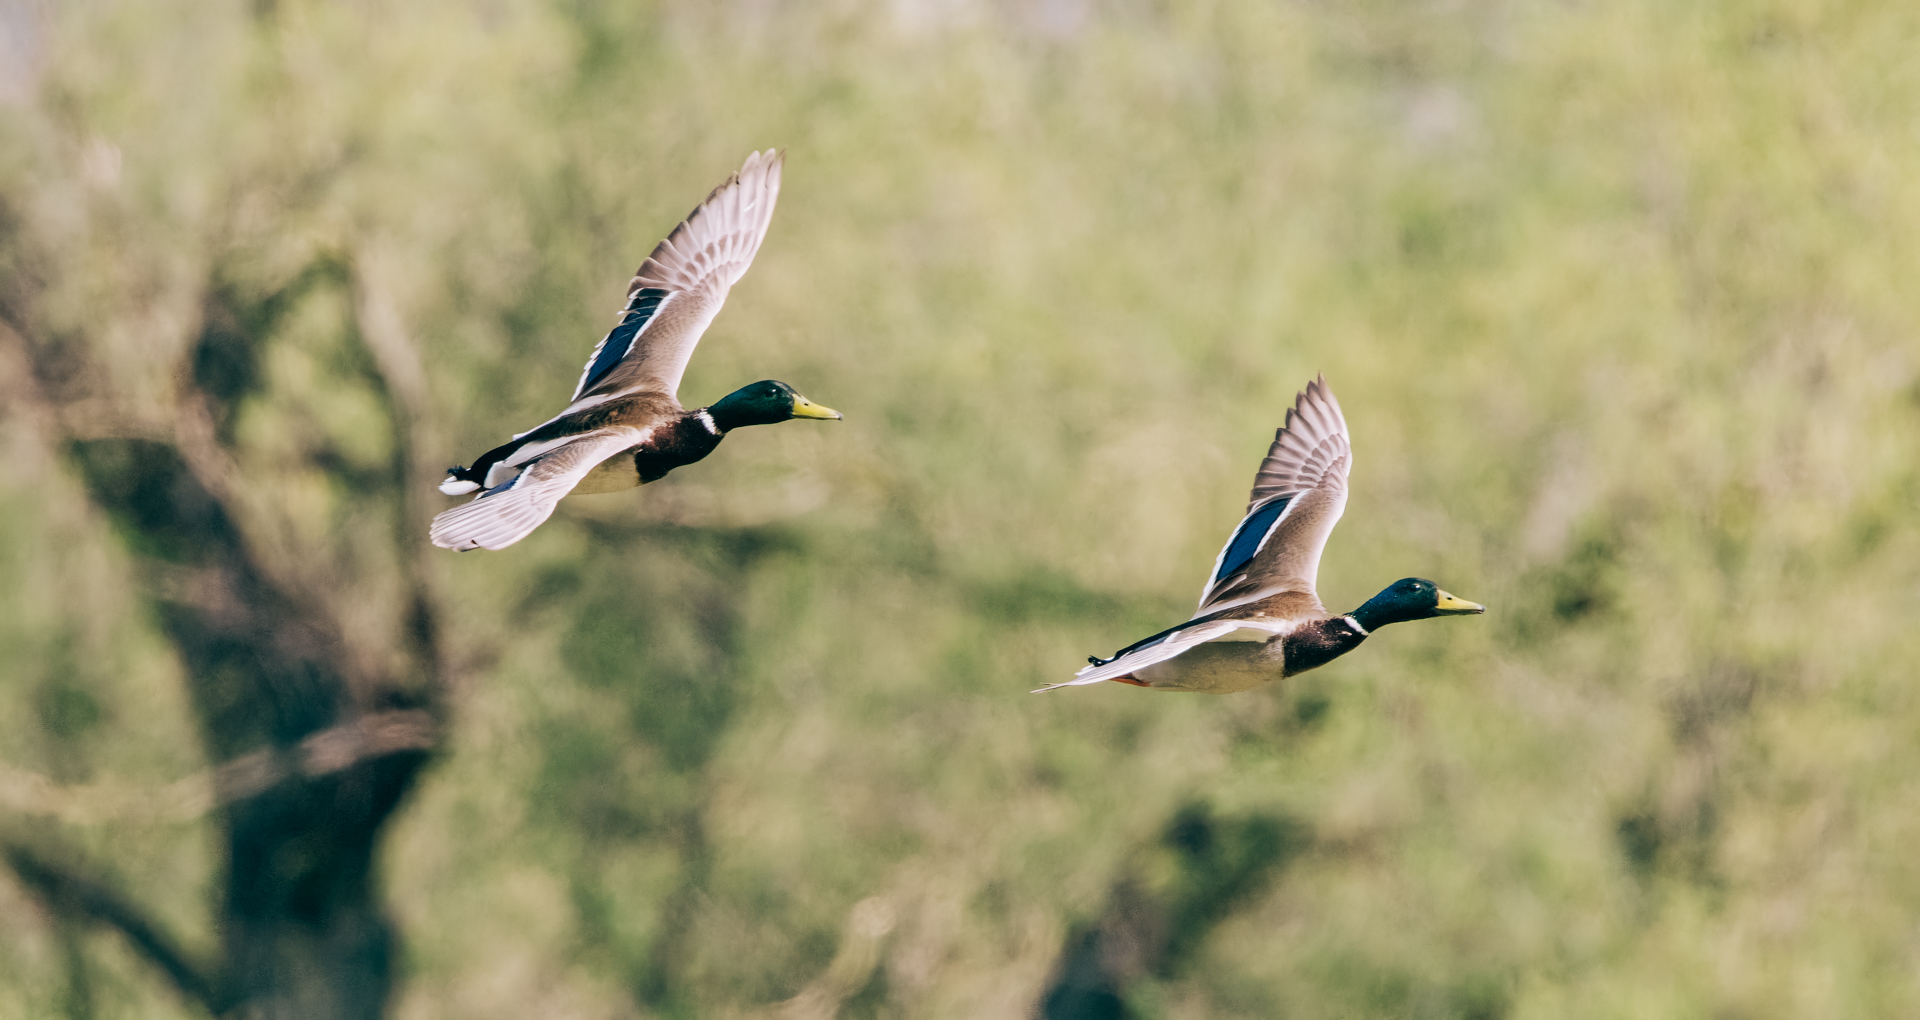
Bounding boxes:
[3,264,446,1020]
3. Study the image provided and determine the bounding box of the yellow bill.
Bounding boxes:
[790,395,843,420]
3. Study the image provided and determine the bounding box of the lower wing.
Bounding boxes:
[429,427,645,551]
[1033,619,1286,692]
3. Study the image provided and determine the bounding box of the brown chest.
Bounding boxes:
[1282,618,1368,676]
[631,414,725,484]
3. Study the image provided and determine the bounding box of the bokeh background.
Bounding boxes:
[5,0,1920,1016]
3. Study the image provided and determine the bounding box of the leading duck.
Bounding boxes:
[432,150,841,551]
[1039,377,1483,693]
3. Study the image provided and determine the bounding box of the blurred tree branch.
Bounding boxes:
[1,836,224,1013]
[1,709,436,825]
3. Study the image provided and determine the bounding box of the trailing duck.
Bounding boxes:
[1038,377,1482,694]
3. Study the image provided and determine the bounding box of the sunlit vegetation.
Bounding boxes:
[4,0,1920,1016]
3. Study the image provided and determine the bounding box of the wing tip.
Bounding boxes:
[1298,374,1345,428]
[1035,670,1148,692]
[629,148,786,294]
[1270,373,1350,452]
[429,493,538,552]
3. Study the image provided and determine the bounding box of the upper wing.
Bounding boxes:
[568,150,785,405]
[1195,376,1352,613]
[429,427,647,551]
[1034,617,1287,692]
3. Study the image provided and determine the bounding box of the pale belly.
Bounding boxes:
[570,450,642,495]
[1135,639,1288,694]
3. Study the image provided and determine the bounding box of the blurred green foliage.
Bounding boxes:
[5,0,1920,1016]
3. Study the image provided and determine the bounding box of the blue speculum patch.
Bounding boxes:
[1214,497,1290,583]
[579,288,668,394]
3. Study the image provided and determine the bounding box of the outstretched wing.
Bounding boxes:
[429,427,647,551]
[568,150,784,405]
[1034,617,1289,692]
[1195,376,1351,614]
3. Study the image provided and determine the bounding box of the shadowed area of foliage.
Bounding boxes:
[1043,803,1311,1019]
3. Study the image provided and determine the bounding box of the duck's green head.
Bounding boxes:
[708,380,843,430]
[1352,577,1485,631]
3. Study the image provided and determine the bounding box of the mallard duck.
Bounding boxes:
[432,150,841,551]
[1037,377,1483,693]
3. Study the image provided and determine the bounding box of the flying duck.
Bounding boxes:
[432,150,841,551]
[1037,377,1483,693]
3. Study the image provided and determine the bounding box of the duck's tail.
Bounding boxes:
[439,466,480,495]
